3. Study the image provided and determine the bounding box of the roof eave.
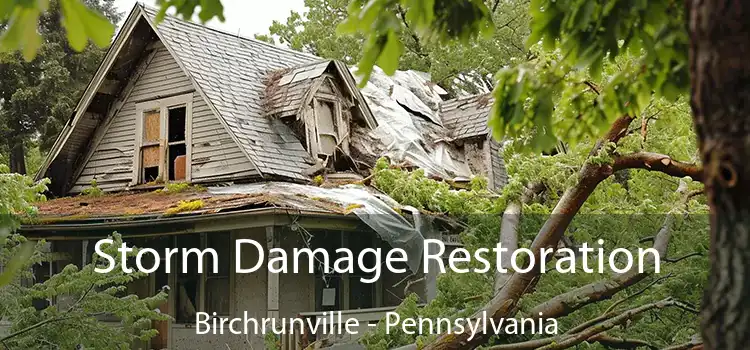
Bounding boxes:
[20,207,360,238]
[36,3,147,182]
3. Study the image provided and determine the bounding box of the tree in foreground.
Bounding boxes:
[1,0,745,348]
[0,165,168,348]
[330,0,745,348]
[0,0,121,174]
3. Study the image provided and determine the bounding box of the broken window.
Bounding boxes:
[136,94,191,184]
[171,232,231,323]
[167,106,187,181]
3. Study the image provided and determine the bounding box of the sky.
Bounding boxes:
[113,0,306,37]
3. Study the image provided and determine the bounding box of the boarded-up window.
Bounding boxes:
[138,103,188,183]
[141,110,161,182]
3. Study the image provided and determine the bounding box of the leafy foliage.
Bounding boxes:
[364,102,707,348]
[0,233,169,348]
[0,0,115,61]
[155,0,225,23]
[0,0,121,172]
[0,167,48,287]
[80,179,104,197]
[337,0,494,84]
[259,0,529,94]
[0,164,167,347]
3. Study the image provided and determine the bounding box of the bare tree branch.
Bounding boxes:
[614,152,704,182]
[490,298,685,350]
[589,333,658,349]
[494,183,542,294]
[662,336,703,350]
[664,252,703,263]
[527,179,690,323]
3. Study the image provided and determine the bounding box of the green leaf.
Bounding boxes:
[0,241,34,287]
[198,0,225,22]
[0,6,43,61]
[378,30,403,75]
[60,0,115,51]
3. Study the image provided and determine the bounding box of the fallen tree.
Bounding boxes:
[363,98,707,350]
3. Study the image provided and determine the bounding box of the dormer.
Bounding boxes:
[264,61,377,169]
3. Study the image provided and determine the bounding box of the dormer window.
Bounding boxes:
[134,94,193,184]
[307,96,349,160]
[315,99,338,156]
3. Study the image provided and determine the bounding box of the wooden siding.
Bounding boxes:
[70,45,256,193]
[489,139,507,190]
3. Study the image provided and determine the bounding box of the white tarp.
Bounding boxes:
[209,182,426,272]
[353,66,472,180]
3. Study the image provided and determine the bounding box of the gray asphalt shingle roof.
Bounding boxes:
[265,61,332,118]
[142,6,323,180]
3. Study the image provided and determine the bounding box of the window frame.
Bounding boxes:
[172,232,234,324]
[133,93,193,185]
[310,95,346,158]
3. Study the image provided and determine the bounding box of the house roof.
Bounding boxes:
[28,186,352,223]
[37,3,500,197]
[139,6,320,180]
[37,4,375,189]
[440,94,494,140]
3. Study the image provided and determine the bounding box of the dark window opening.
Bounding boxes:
[168,144,187,181]
[176,234,200,323]
[206,233,230,315]
[144,166,159,183]
[168,107,186,142]
[349,280,375,309]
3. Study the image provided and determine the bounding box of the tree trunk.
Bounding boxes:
[688,1,750,348]
[8,139,26,175]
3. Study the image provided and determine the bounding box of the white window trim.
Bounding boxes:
[133,93,193,185]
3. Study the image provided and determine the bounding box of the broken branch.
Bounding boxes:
[422,116,635,350]
[613,152,703,182]
[527,179,688,323]
[664,252,703,263]
[490,299,679,350]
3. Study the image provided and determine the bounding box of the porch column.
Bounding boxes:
[266,226,280,319]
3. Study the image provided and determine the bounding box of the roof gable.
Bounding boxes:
[39,4,373,194]
[140,6,319,180]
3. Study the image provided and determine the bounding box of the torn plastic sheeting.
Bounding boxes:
[357,67,470,179]
[392,70,446,114]
[208,182,426,273]
[392,83,442,126]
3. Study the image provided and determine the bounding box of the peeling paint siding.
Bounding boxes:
[71,46,257,193]
[190,94,258,183]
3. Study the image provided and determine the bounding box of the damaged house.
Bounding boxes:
[19,3,506,349]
